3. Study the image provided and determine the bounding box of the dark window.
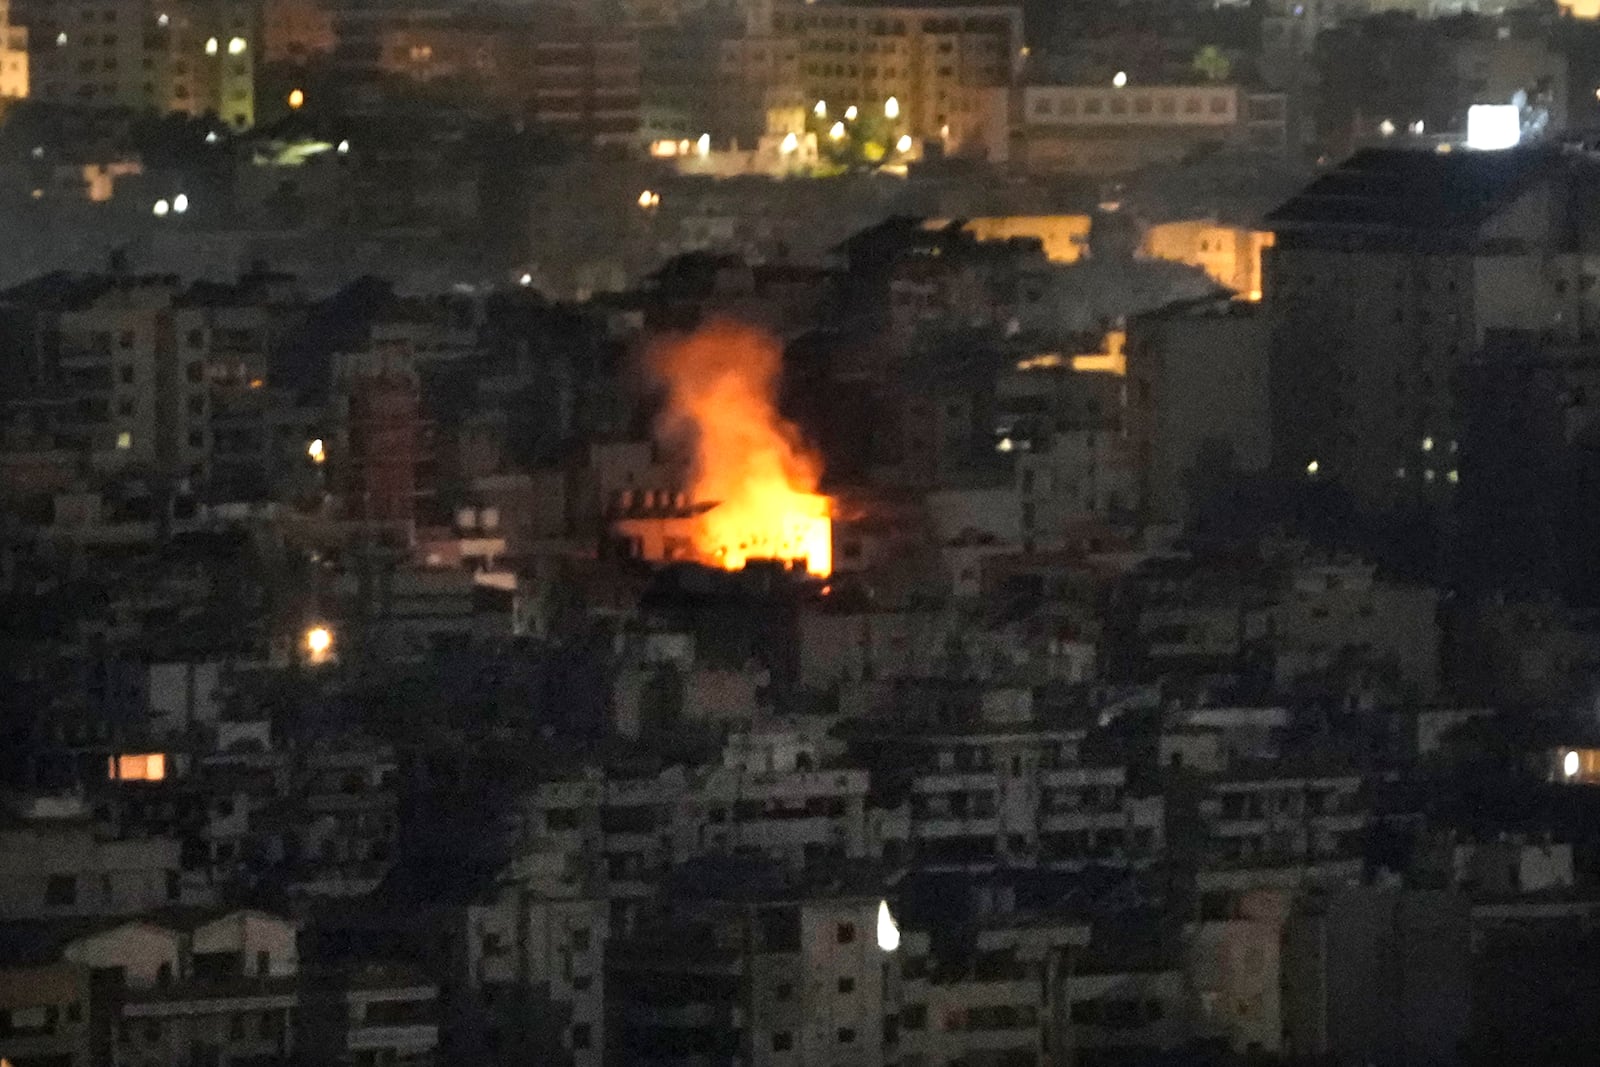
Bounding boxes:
[188,330,204,349]
[256,950,270,975]
[773,1030,794,1051]
[836,922,856,944]
[570,928,591,951]
[45,874,75,907]
[166,870,181,901]
[775,982,795,1000]
[119,365,135,384]
[572,974,592,991]
[186,361,204,382]
[837,1027,856,1044]
[571,1023,592,1050]
[838,976,855,993]
[118,330,134,349]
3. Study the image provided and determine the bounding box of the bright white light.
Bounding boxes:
[1421,436,1434,452]
[153,198,170,217]
[885,95,900,119]
[1447,469,1459,484]
[158,13,170,27]
[896,134,912,152]
[877,900,900,952]
[1467,104,1520,150]
[1379,119,1396,137]
[55,31,67,46]
[205,36,219,55]
[996,437,1015,453]
[307,438,325,463]
[844,105,858,121]
[116,431,132,450]
[205,131,220,145]
[814,100,827,118]
[638,189,655,209]
[30,146,43,159]
[337,139,350,154]
[228,36,247,55]
[829,121,846,141]
[1306,459,1319,476]
[780,131,799,154]
[1112,70,1128,88]
[519,272,533,286]
[1564,750,1581,778]
[697,133,710,156]
[173,193,189,214]
[1410,119,1425,135]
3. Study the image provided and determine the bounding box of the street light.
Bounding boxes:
[896,134,912,153]
[153,199,170,217]
[288,88,305,109]
[227,36,247,55]
[307,438,326,464]
[844,105,858,121]
[305,625,333,664]
[173,193,189,214]
[884,96,900,119]
[814,100,827,118]
[1112,70,1128,88]
[780,131,799,154]
[828,121,846,141]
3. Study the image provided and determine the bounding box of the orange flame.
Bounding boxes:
[648,319,831,576]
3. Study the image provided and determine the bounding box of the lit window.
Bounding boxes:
[110,753,167,781]
[116,431,133,450]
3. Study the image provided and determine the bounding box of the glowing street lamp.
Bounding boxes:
[307,438,326,464]
[173,193,189,214]
[844,104,858,121]
[877,900,900,952]
[227,36,247,55]
[205,36,219,55]
[884,95,900,119]
[305,625,333,664]
[153,199,170,217]
[288,88,305,110]
[1112,70,1128,88]
[814,100,827,118]
[895,133,912,153]
[780,131,799,154]
[637,189,660,210]
[829,121,846,141]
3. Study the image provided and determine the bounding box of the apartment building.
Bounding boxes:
[1196,763,1367,897]
[14,0,256,127]
[1019,83,1288,176]
[777,0,1022,153]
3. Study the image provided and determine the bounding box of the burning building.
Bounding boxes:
[613,320,831,576]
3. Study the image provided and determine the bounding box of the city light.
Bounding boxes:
[153,199,170,217]
[519,272,533,286]
[1466,104,1521,150]
[1379,119,1396,137]
[1565,750,1581,778]
[1421,436,1434,452]
[638,189,659,209]
[829,121,846,141]
[337,140,351,154]
[173,194,189,214]
[228,36,248,55]
[305,625,333,664]
[1306,459,1319,476]
[55,32,66,47]
[157,13,169,26]
[205,37,219,55]
[896,134,912,152]
[307,438,326,464]
[1112,70,1128,88]
[780,131,799,154]
[844,105,858,121]
[885,96,900,119]
[877,900,901,952]
[288,88,305,109]
[814,100,827,118]
[697,133,710,156]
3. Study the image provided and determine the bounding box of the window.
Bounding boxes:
[187,395,204,415]
[45,874,75,907]
[188,430,204,448]
[118,330,134,349]
[119,365,135,383]
[117,398,135,416]
[775,981,794,1000]
[256,950,270,975]
[187,330,205,349]
[230,1014,245,1040]
[836,922,856,944]
[166,870,181,901]
[838,976,855,993]
[837,1027,856,1044]
[570,927,592,951]
[571,1023,592,1050]
[116,431,133,450]
[902,1003,927,1029]
[773,1031,794,1051]
[572,974,592,991]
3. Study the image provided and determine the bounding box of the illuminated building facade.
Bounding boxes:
[779,1,1022,154]
[0,0,28,107]
[13,0,256,127]
[1019,84,1288,175]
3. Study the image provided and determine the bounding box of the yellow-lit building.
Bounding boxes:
[1141,219,1274,299]
[929,215,1092,263]
[1557,0,1599,17]
[0,0,27,106]
[13,0,255,128]
[778,1,1022,154]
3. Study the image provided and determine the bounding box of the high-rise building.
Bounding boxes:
[1265,147,1600,513]
[13,0,256,127]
